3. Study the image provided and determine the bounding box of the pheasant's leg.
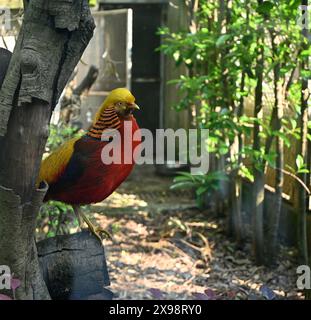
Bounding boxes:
[73,205,84,228]
[73,205,112,242]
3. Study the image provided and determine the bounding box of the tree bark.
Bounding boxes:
[231,70,246,245]
[0,0,94,299]
[218,0,232,219]
[297,0,309,268]
[229,0,250,245]
[0,49,12,90]
[266,31,284,264]
[297,57,309,265]
[251,0,269,264]
[252,15,265,264]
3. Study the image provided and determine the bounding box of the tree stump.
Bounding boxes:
[37,231,112,300]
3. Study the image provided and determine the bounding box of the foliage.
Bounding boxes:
[45,124,82,152]
[159,0,310,264]
[37,201,76,240]
[171,171,228,207]
[159,0,309,194]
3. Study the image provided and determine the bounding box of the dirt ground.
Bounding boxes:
[84,165,303,300]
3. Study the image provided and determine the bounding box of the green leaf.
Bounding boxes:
[89,0,97,7]
[290,119,297,130]
[216,34,231,48]
[239,165,254,182]
[196,186,208,196]
[296,154,305,170]
[297,169,310,174]
[301,48,311,57]
[170,181,195,190]
[257,1,274,15]
[208,171,229,182]
[173,176,192,183]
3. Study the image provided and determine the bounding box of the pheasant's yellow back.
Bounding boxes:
[38,136,80,185]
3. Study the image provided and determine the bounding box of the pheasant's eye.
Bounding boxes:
[117,102,123,107]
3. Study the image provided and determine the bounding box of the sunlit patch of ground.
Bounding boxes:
[84,166,302,300]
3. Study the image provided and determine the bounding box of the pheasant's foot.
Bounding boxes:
[73,205,112,242]
[83,215,112,242]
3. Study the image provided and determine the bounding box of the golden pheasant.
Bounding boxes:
[38,88,141,241]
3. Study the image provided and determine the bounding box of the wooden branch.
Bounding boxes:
[271,167,310,195]
[73,65,99,97]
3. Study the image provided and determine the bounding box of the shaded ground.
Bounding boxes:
[83,165,302,300]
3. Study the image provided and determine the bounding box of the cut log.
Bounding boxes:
[37,231,112,300]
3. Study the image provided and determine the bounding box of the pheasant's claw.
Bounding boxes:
[84,224,102,243]
[73,206,112,243]
[94,226,113,241]
[82,213,112,243]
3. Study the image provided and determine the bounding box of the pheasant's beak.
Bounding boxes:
[130,103,140,111]
[123,103,140,118]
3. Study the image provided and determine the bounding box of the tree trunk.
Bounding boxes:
[218,0,232,219]
[230,0,250,245]
[252,15,265,264]
[231,70,246,245]
[297,57,309,265]
[0,49,11,90]
[0,0,94,299]
[219,0,229,109]
[297,0,309,268]
[266,32,284,264]
[252,170,265,264]
[298,0,310,299]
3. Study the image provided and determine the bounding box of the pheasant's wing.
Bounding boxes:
[39,136,105,189]
[50,137,101,190]
[38,136,82,186]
